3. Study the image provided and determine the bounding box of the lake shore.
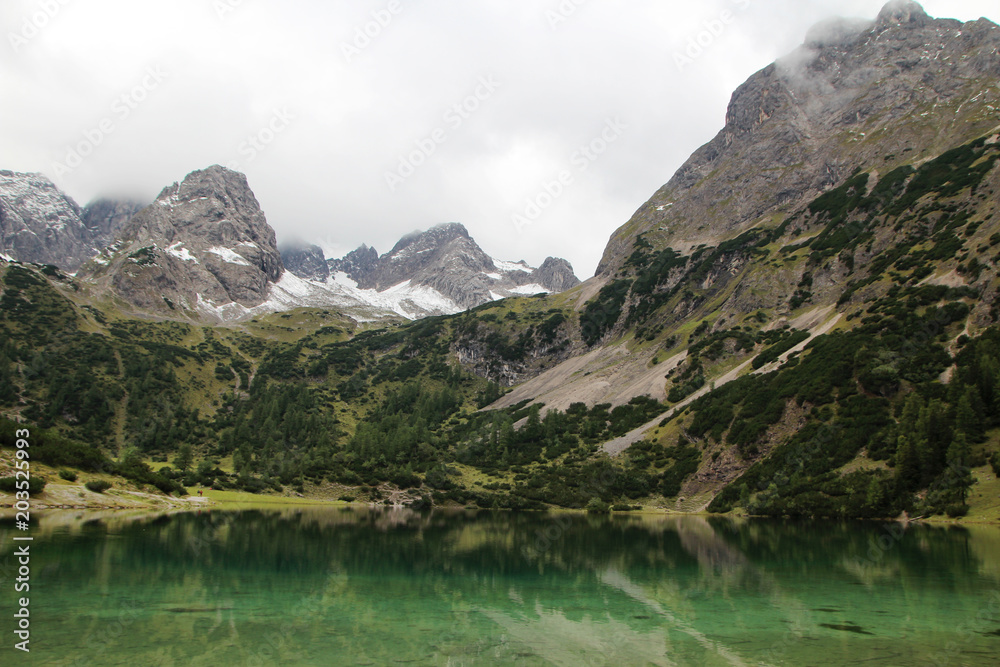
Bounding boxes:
[4,483,998,525]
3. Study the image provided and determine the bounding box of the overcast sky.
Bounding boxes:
[2,0,997,278]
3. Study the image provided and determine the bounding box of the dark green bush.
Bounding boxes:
[0,476,46,495]
[580,280,632,346]
[85,480,112,493]
[752,330,811,370]
[59,469,78,482]
[585,498,611,513]
[945,503,970,518]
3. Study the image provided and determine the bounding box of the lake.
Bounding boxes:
[3,508,999,665]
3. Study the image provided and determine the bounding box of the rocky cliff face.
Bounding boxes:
[80,165,285,317]
[532,257,580,293]
[279,242,329,282]
[365,223,502,309]
[0,171,94,271]
[81,198,146,250]
[597,0,1000,276]
[327,244,379,284]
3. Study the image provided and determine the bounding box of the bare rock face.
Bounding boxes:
[81,165,284,315]
[81,198,146,250]
[597,0,1000,276]
[531,257,580,293]
[876,0,931,28]
[327,244,379,284]
[367,223,498,309]
[279,241,329,282]
[0,171,93,270]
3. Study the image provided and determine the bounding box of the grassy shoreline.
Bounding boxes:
[3,487,998,525]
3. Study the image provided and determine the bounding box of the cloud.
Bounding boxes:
[1,0,997,277]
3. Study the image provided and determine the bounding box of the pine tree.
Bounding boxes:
[945,433,973,505]
[955,386,984,443]
[899,393,925,442]
[917,399,951,482]
[894,435,921,492]
[174,443,193,472]
[864,476,888,517]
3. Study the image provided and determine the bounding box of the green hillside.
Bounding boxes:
[2,130,999,519]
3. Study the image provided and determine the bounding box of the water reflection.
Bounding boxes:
[2,509,998,666]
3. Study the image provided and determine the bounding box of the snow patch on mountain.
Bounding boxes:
[166,242,199,263]
[491,258,532,273]
[325,272,462,319]
[206,247,251,266]
[509,284,550,296]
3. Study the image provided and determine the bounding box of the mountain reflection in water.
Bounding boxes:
[2,508,998,666]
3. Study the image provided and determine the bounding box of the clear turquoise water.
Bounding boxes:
[3,508,1000,666]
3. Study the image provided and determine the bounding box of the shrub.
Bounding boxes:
[237,475,268,494]
[59,469,78,482]
[0,476,46,495]
[612,503,641,512]
[585,497,610,513]
[85,480,112,493]
[991,453,1000,479]
[580,280,632,346]
[752,330,811,369]
[945,504,969,519]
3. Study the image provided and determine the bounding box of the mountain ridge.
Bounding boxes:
[597,3,1000,277]
[284,221,581,315]
[0,171,142,272]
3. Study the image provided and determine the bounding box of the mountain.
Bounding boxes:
[313,223,581,313]
[0,171,93,271]
[279,241,329,282]
[532,257,580,293]
[19,166,579,323]
[2,166,580,322]
[479,0,1000,514]
[79,165,287,318]
[0,174,141,272]
[81,198,146,250]
[327,244,379,283]
[598,0,1000,277]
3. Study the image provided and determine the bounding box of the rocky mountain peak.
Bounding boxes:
[386,223,473,259]
[876,0,931,29]
[366,223,496,306]
[327,244,379,284]
[136,166,281,276]
[280,224,582,317]
[81,198,146,250]
[597,2,1000,276]
[279,241,329,282]
[532,257,580,293]
[0,170,93,271]
[82,165,284,317]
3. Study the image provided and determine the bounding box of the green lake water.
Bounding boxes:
[3,508,1000,666]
